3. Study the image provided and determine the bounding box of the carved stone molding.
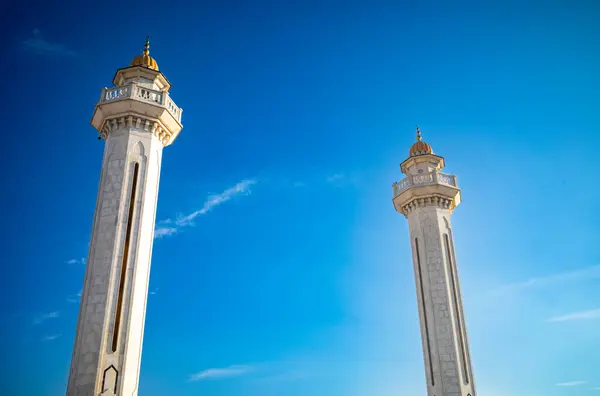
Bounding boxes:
[99,115,172,146]
[401,195,454,217]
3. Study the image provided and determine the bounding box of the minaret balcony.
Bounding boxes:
[98,83,182,123]
[393,171,457,196]
[91,83,183,141]
[392,170,461,212]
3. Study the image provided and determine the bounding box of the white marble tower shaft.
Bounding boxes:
[392,129,476,396]
[67,39,183,396]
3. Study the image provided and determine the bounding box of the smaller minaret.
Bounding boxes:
[392,127,476,396]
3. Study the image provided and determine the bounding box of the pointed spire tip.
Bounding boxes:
[143,36,150,56]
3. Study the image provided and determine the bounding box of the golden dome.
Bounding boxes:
[130,37,159,71]
[409,126,433,157]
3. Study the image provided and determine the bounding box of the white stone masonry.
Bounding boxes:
[407,204,475,396]
[67,50,182,396]
[67,129,163,396]
[392,148,477,396]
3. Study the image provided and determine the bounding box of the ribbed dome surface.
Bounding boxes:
[409,140,433,157]
[130,37,159,71]
[130,55,159,71]
[408,126,433,157]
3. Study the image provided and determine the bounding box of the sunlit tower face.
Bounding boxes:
[392,127,476,396]
[66,38,183,396]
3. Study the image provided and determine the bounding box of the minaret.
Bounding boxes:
[67,38,183,396]
[392,127,476,396]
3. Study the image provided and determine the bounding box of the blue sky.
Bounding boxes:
[2,0,600,395]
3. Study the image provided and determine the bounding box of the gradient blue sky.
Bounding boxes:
[2,0,600,395]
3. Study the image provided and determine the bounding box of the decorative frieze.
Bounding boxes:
[401,195,454,216]
[100,116,172,146]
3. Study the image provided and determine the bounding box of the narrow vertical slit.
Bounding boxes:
[415,238,435,387]
[444,234,469,384]
[112,163,139,353]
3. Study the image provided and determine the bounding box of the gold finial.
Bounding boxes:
[143,36,150,56]
[416,125,422,141]
[130,36,159,70]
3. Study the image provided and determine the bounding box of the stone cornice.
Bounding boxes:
[399,195,455,217]
[98,115,175,146]
[90,82,183,144]
[112,66,171,91]
[392,172,461,215]
[400,153,445,174]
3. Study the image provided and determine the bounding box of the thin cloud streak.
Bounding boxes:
[42,334,62,341]
[188,365,253,381]
[325,172,360,187]
[66,257,86,265]
[33,311,60,325]
[556,381,587,387]
[154,227,177,238]
[492,265,600,294]
[66,290,82,303]
[22,29,76,56]
[155,179,256,239]
[547,308,600,323]
[327,173,345,183]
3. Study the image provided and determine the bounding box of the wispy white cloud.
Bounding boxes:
[326,173,345,184]
[325,172,361,188]
[22,29,76,56]
[66,290,82,303]
[66,257,86,265]
[155,179,256,239]
[277,178,307,189]
[154,226,178,238]
[176,180,256,226]
[33,311,60,325]
[492,265,600,294]
[556,381,587,387]
[149,287,159,295]
[591,386,600,390]
[188,365,253,381]
[547,308,600,323]
[42,333,62,342]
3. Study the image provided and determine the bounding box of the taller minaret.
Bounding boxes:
[67,38,183,396]
[392,127,476,396]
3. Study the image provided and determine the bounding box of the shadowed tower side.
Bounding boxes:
[66,38,183,396]
[392,127,476,396]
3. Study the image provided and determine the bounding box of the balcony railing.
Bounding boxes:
[393,171,457,197]
[99,83,182,123]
